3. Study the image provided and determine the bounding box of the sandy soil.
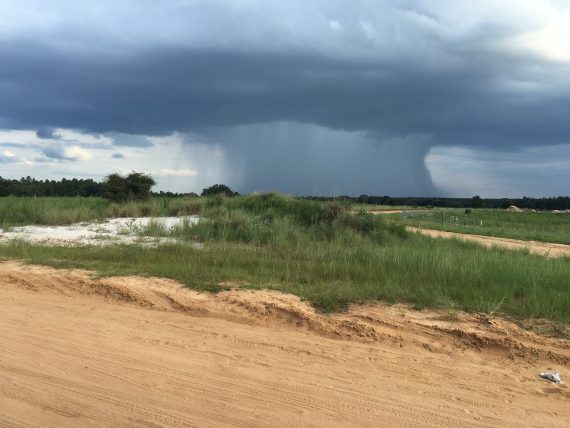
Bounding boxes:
[409,227,570,258]
[366,209,405,214]
[0,216,199,246]
[1,261,568,427]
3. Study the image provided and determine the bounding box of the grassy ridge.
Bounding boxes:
[1,232,568,323]
[1,194,569,324]
[390,208,570,245]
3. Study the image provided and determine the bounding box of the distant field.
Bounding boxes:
[1,194,569,325]
[386,208,570,245]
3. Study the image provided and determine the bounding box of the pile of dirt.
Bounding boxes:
[506,205,523,212]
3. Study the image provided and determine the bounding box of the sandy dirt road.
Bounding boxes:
[365,209,406,214]
[366,209,570,258]
[0,261,568,427]
[408,227,570,258]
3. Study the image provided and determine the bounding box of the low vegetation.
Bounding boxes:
[1,193,569,325]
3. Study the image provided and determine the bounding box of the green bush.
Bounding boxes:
[102,172,155,202]
[201,184,238,197]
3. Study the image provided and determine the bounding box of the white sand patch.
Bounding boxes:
[0,216,200,247]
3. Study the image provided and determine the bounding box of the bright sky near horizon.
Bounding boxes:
[1,0,570,197]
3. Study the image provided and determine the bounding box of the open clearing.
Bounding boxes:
[1,261,568,427]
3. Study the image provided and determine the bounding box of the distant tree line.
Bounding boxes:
[1,175,568,210]
[0,173,156,201]
[306,195,570,210]
[0,177,239,201]
[155,184,239,198]
[0,176,103,197]
[200,184,239,197]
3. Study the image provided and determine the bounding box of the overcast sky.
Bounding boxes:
[1,0,570,197]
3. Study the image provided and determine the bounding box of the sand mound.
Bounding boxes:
[506,205,523,212]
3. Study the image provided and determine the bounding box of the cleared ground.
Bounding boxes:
[1,262,568,427]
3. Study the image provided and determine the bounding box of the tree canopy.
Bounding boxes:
[201,184,238,197]
[102,172,156,202]
[0,176,103,197]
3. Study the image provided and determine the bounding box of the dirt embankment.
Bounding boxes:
[1,261,568,427]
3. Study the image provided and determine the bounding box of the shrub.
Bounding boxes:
[201,184,238,197]
[102,172,155,202]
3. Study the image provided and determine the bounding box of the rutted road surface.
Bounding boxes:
[0,262,568,427]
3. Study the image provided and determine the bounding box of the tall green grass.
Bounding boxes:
[0,196,107,227]
[1,232,568,322]
[1,193,569,324]
[0,196,209,229]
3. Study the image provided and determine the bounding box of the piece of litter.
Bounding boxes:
[540,371,563,384]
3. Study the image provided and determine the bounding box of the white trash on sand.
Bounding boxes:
[540,371,563,384]
[0,216,200,247]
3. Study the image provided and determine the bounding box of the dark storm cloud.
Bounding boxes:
[212,124,438,195]
[112,152,125,159]
[2,0,570,195]
[1,40,569,149]
[108,133,153,148]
